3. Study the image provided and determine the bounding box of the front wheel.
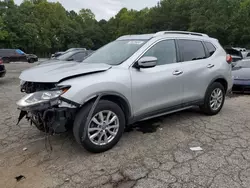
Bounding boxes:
[73,100,125,153]
[200,82,225,115]
[28,58,35,63]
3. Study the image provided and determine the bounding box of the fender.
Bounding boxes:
[204,75,228,98]
[83,91,133,119]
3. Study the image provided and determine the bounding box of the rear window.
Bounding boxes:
[178,40,206,62]
[205,42,216,57]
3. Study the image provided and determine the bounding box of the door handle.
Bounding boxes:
[173,70,183,75]
[207,64,215,68]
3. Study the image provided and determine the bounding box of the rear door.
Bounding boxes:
[177,39,215,104]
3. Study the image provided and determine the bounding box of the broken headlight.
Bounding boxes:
[17,87,69,110]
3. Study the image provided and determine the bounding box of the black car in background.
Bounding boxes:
[39,49,93,65]
[0,49,38,63]
[51,48,87,58]
[232,59,250,92]
[0,57,6,78]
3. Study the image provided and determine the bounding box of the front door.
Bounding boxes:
[130,39,183,118]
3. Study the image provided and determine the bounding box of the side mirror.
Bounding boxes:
[137,56,157,68]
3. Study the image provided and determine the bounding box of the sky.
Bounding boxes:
[14,0,158,20]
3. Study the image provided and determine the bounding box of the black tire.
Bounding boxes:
[200,82,225,115]
[73,100,125,153]
[28,58,35,63]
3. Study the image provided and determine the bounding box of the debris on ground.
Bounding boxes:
[190,146,203,151]
[15,175,26,182]
[23,147,27,151]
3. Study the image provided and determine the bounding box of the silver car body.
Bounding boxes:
[19,31,232,123]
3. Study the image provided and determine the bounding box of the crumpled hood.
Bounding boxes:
[20,62,112,83]
[232,67,250,80]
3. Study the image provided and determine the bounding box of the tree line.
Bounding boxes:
[0,0,249,57]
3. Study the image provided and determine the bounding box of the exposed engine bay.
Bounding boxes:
[17,81,76,134]
[21,81,56,93]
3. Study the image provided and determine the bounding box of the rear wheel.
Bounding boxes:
[73,100,125,153]
[200,82,225,115]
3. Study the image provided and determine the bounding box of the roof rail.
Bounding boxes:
[154,31,209,37]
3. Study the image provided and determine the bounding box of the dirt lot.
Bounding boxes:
[0,62,250,188]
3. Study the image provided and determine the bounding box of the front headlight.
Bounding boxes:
[17,88,69,110]
[24,90,63,104]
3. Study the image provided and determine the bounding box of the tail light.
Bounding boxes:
[0,59,3,65]
[226,54,232,64]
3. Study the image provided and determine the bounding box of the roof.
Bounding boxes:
[117,34,154,40]
[117,31,211,41]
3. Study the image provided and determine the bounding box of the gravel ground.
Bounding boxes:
[0,62,250,188]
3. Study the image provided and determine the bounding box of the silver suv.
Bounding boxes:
[17,31,233,153]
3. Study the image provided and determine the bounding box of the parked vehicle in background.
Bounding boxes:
[232,59,250,92]
[0,58,6,78]
[233,47,247,52]
[39,50,93,65]
[26,54,38,63]
[244,51,250,59]
[51,48,87,58]
[224,48,243,67]
[17,31,232,153]
[0,49,38,63]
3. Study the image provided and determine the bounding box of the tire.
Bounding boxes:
[28,58,35,63]
[200,82,225,115]
[73,100,125,153]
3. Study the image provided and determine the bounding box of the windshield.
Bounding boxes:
[234,60,250,68]
[56,51,75,60]
[82,40,147,65]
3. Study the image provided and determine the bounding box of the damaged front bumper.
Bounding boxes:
[17,88,80,133]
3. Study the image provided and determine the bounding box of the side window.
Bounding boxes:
[205,42,216,57]
[142,40,177,65]
[71,52,86,61]
[247,52,250,57]
[178,40,206,62]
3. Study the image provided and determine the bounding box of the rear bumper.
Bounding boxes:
[232,80,250,92]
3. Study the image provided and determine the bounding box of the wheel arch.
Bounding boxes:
[204,76,228,99]
[83,92,132,125]
[210,76,228,91]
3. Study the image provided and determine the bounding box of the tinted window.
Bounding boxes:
[71,52,87,61]
[178,40,206,61]
[205,42,216,57]
[247,52,250,57]
[142,40,177,65]
[56,51,76,60]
